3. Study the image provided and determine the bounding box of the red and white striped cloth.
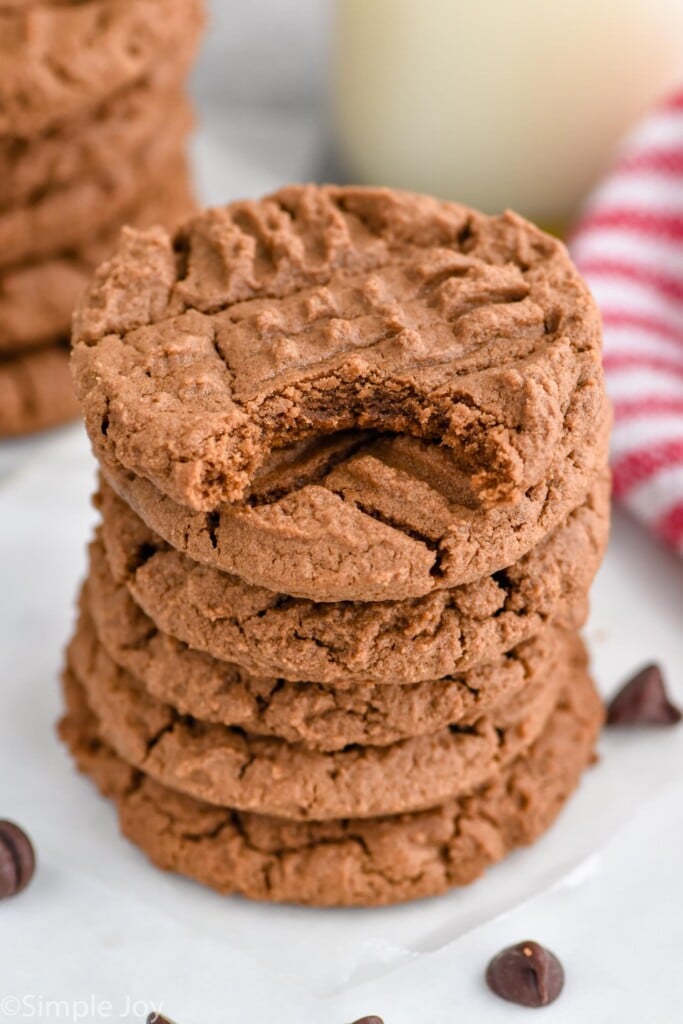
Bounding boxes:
[570,89,683,558]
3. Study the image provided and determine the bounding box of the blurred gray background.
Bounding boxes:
[193,0,329,109]
[189,1,332,202]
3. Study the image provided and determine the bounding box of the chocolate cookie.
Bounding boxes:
[71,185,603,512]
[0,165,195,355]
[59,661,603,905]
[100,394,610,601]
[0,0,204,137]
[0,103,192,272]
[65,620,563,820]
[96,474,609,684]
[0,343,78,437]
[0,54,195,210]
[80,568,569,749]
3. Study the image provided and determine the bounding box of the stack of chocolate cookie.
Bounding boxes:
[0,0,204,439]
[60,186,610,906]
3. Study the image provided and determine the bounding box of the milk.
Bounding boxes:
[332,0,683,223]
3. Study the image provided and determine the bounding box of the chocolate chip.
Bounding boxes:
[349,1018,384,1024]
[606,664,682,726]
[486,940,564,1007]
[0,820,35,899]
[146,1015,177,1024]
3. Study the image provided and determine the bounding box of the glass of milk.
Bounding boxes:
[332,0,683,224]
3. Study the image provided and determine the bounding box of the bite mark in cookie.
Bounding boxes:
[99,393,610,601]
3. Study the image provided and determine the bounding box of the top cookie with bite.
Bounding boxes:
[71,184,602,512]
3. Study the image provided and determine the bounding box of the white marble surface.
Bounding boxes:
[1,82,683,1023]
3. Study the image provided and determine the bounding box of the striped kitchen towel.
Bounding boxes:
[571,89,683,557]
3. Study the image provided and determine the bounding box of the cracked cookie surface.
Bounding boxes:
[95,474,609,684]
[71,184,603,512]
[64,622,564,820]
[59,658,603,905]
[80,568,570,750]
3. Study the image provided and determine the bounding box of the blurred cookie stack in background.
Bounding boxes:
[60,186,611,906]
[0,0,204,439]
